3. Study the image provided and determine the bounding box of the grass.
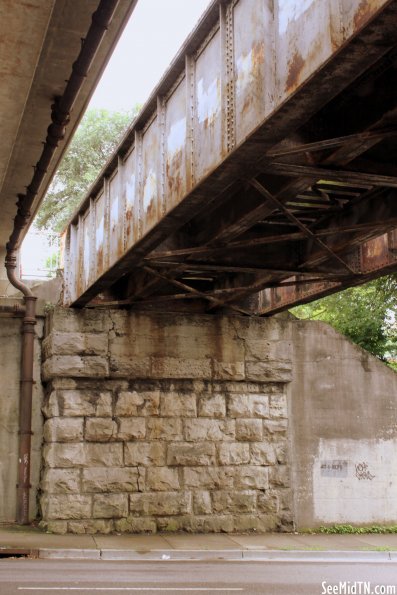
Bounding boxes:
[360,546,397,552]
[317,525,397,535]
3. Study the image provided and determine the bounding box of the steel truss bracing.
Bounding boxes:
[63,0,397,316]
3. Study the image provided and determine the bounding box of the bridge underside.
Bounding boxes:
[66,0,397,315]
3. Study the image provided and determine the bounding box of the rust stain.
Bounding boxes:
[125,212,133,240]
[240,41,266,119]
[285,31,325,95]
[241,95,253,121]
[285,51,305,94]
[273,288,282,305]
[117,237,124,258]
[361,235,390,271]
[252,40,265,71]
[331,36,341,53]
[197,78,221,131]
[97,247,103,275]
[166,149,184,206]
[76,258,83,295]
[330,16,341,53]
[203,112,217,131]
[363,235,387,258]
[353,0,378,31]
[125,210,133,247]
[21,1,40,8]
[390,229,397,250]
[145,196,157,228]
[279,283,296,301]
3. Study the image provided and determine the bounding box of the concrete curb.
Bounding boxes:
[39,548,100,560]
[242,550,396,562]
[36,548,397,562]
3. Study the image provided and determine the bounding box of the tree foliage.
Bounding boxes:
[291,274,397,364]
[35,107,139,233]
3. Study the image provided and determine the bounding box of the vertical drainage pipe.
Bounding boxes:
[4,0,120,524]
[5,253,36,525]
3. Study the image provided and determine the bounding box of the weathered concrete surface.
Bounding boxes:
[289,320,397,529]
[40,309,292,534]
[0,304,44,521]
[38,308,397,533]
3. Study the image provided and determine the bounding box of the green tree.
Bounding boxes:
[291,274,397,365]
[35,107,139,232]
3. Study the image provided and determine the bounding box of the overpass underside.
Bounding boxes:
[63,0,397,315]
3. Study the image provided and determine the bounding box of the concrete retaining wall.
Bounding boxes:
[289,320,397,529]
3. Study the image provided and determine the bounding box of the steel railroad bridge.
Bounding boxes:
[63,0,397,316]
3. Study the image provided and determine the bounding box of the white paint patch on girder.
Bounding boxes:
[95,217,104,250]
[83,228,90,287]
[110,195,119,228]
[167,117,186,155]
[313,438,397,524]
[235,50,255,98]
[278,0,316,35]
[143,170,157,210]
[196,77,219,125]
[126,173,136,208]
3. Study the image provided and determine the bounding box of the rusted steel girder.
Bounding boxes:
[256,230,397,316]
[62,0,397,308]
[58,0,397,315]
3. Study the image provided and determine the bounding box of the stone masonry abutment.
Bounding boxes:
[40,308,292,534]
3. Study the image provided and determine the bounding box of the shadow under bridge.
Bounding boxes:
[63,0,397,315]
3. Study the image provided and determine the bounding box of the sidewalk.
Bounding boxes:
[1,524,397,561]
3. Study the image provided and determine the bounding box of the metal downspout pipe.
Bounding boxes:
[5,256,37,525]
[4,0,120,525]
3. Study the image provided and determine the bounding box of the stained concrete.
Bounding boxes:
[0,311,44,522]
[289,319,397,529]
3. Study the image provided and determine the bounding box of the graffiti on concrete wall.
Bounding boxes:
[319,460,376,480]
[355,461,375,481]
[314,439,397,524]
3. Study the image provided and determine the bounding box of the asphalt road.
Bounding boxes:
[0,559,397,595]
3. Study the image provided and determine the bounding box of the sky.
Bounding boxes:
[89,0,212,111]
[22,0,212,278]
